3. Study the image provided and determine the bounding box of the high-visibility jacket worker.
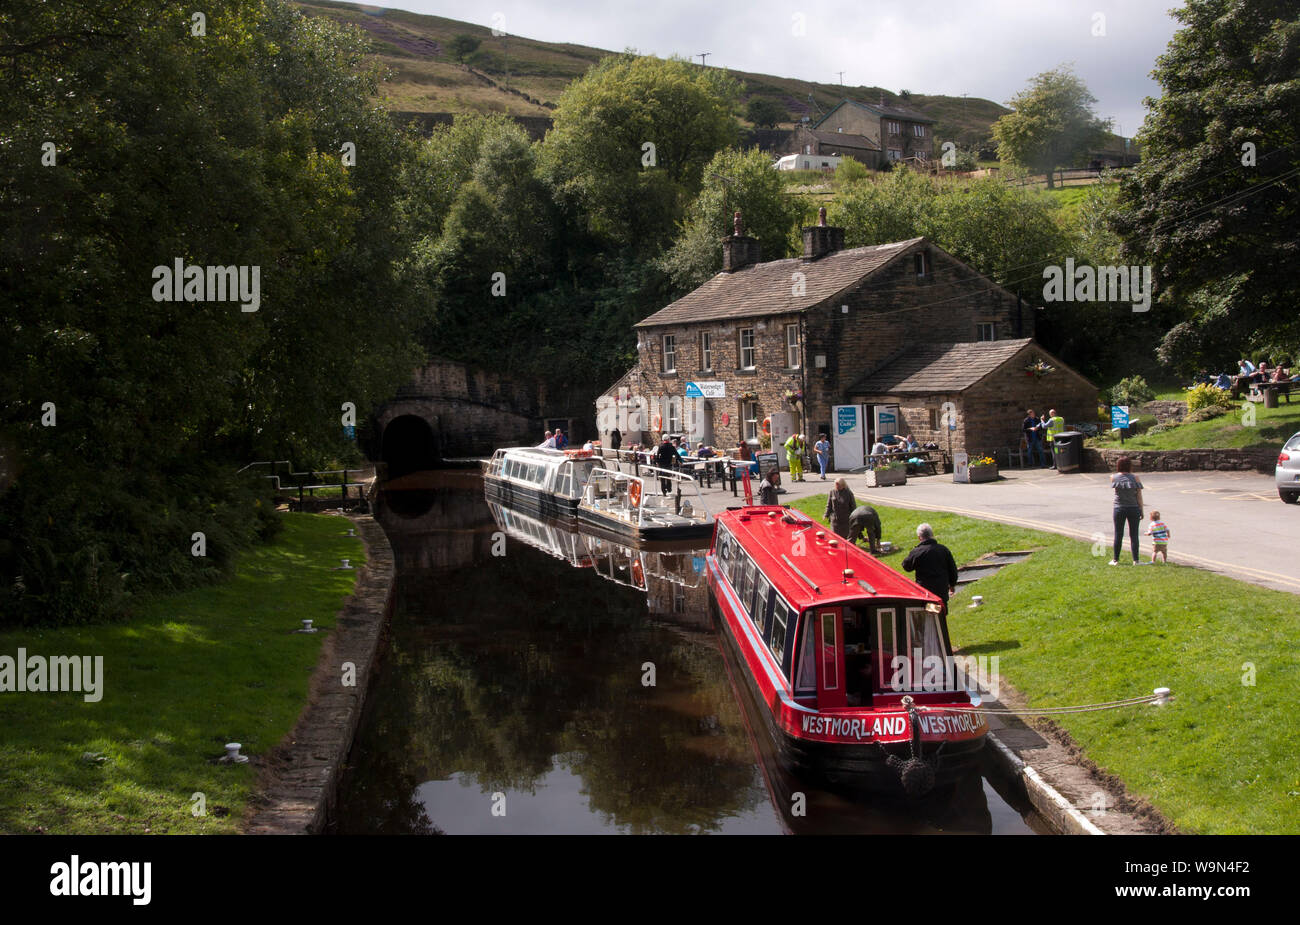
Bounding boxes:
[784,433,807,482]
[1045,410,1065,468]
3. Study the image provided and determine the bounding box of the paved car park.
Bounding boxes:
[696,467,1300,595]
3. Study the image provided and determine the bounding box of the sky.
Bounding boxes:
[376,0,1187,138]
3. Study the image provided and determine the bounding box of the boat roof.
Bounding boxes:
[715,507,941,611]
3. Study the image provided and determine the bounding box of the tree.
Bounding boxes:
[659,147,802,291]
[992,66,1111,187]
[540,53,740,252]
[745,97,787,129]
[1111,0,1300,369]
[449,34,480,64]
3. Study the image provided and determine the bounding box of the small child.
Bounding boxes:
[1145,510,1171,563]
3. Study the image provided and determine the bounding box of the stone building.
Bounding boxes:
[802,98,936,167]
[598,214,1096,468]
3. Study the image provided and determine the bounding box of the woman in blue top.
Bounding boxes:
[1109,456,1145,565]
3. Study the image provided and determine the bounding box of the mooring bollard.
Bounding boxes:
[221,743,250,764]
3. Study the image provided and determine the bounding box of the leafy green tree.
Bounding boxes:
[834,157,870,185]
[1111,0,1300,369]
[540,53,740,251]
[745,97,787,129]
[449,34,480,63]
[992,66,1111,187]
[660,147,801,291]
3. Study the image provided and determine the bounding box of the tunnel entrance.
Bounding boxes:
[381,415,441,479]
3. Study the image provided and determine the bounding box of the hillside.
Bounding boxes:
[293,1,1130,156]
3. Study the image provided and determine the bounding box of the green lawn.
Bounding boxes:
[790,495,1300,834]
[1090,400,1300,451]
[0,513,363,834]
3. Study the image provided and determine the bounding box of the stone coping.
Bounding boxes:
[1083,447,1277,474]
[243,514,395,834]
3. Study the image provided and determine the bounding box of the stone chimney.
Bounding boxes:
[802,206,845,260]
[721,210,762,272]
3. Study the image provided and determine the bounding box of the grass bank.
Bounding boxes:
[1090,400,1300,451]
[0,513,364,834]
[790,495,1299,834]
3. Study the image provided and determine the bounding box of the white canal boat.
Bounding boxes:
[483,447,601,519]
[578,465,714,542]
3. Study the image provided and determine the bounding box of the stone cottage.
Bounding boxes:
[598,214,1096,468]
[788,98,936,168]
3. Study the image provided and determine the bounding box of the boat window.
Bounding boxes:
[728,545,744,587]
[717,526,733,570]
[738,559,756,613]
[876,607,896,690]
[820,612,839,690]
[794,612,816,694]
[770,598,790,667]
[843,607,872,706]
[751,576,772,636]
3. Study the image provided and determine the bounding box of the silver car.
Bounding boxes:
[1278,431,1300,503]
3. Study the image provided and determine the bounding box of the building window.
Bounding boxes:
[914,252,929,278]
[886,121,900,135]
[743,401,760,440]
[887,149,902,161]
[662,334,676,373]
[913,124,925,138]
[739,328,755,369]
[700,331,713,371]
[804,144,812,155]
[785,324,800,369]
[928,407,941,430]
[977,323,997,342]
[666,396,682,433]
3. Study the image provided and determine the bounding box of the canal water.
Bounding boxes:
[333,471,1046,835]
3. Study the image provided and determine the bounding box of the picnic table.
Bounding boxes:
[1248,380,1297,405]
[863,449,946,475]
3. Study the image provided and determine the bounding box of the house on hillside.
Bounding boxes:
[598,212,1095,468]
[808,98,936,167]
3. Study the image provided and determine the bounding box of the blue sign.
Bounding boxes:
[343,425,356,440]
[685,382,703,398]
[836,406,858,435]
[1111,405,1130,429]
[692,556,705,574]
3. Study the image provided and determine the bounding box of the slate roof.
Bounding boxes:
[848,340,1033,394]
[634,238,925,328]
[816,98,937,127]
[807,129,879,151]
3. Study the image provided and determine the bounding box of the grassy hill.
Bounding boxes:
[294,1,1131,156]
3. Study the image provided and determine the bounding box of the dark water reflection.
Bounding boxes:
[333,471,1042,835]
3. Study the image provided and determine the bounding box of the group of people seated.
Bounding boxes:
[869,434,930,471]
[1196,358,1297,392]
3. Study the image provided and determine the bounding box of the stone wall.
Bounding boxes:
[962,349,1098,456]
[1083,447,1277,474]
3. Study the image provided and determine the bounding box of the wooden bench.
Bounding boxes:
[1248,380,1296,404]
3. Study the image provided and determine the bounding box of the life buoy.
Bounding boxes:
[653,415,662,433]
[632,560,644,586]
[628,479,643,508]
[762,417,772,436]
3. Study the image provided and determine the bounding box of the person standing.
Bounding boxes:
[1022,408,1043,468]
[848,503,884,554]
[610,428,622,453]
[824,477,856,537]
[654,435,678,494]
[1145,510,1171,563]
[1045,408,1065,469]
[1109,456,1145,565]
[902,523,959,611]
[814,434,831,480]
[785,433,807,482]
[758,468,779,506]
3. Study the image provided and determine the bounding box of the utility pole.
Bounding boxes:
[836,71,845,85]
[698,52,710,67]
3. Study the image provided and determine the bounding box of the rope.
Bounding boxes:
[915,691,1170,716]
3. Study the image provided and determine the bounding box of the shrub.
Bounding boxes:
[1184,404,1231,424]
[1147,423,1177,435]
[1186,383,1232,414]
[1108,375,1155,407]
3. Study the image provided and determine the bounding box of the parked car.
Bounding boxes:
[1277,432,1300,503]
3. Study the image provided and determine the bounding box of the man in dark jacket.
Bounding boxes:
[823,478,856,537]
[902,523,958,609]
[847,504,884,554]
[654,436,678,494]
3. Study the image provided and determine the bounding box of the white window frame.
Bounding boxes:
[666,395,682,433]
[743,401,759,440]
[913,124,925,138]
[914,252,929,278]
[739,327,755,370]
[662,334,676,373]
[977,322,997,342]
[701,331,713,371]
[886,120,900,135]
[785,324,800,369]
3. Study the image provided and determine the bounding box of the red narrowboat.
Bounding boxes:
[707,506,987,796]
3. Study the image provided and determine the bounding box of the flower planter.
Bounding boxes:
[967,464,999,483]
[864,467,907,488]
